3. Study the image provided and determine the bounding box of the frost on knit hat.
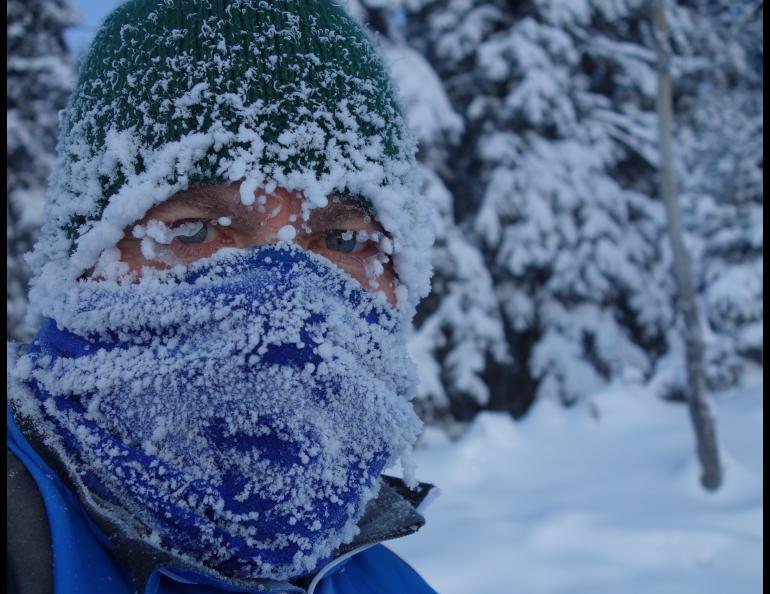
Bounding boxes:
[27,0,433,321]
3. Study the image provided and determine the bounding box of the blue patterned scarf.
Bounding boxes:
[10,245,422,581]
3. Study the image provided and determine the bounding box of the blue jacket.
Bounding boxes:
[7,407,439,594]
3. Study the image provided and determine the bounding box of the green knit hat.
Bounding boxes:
[29,0,433,319]
[64,0,405,241]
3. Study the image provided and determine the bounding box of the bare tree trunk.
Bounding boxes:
[652,0,722,491]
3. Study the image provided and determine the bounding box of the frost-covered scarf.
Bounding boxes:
[11,245,422,581]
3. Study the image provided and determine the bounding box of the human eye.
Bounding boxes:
[323,230,368,254]
[173,220,212,244]
[166,219,233,259]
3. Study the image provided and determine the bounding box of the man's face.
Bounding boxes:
[116,183,398,306]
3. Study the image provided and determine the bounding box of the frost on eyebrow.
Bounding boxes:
[130,219,198,265]
[132,219,202,244]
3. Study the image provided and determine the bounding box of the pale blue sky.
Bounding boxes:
[65,0,124,58]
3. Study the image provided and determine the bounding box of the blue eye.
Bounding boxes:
[324,231,359,253]
[175,222,208,244]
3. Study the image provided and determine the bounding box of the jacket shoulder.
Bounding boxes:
[315,545,438,594]
[7,406,136,594]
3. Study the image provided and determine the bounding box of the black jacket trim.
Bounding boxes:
[7,449,54,594]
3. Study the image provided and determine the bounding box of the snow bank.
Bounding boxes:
[389,374,763,594]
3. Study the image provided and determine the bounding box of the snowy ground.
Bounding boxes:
[388,372,763,594]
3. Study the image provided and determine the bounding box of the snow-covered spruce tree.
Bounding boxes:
[391,0,680,411]
[339,0,760,419]
[7,0,77,341]
[670,0,763,391]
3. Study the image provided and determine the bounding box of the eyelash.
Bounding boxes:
[168,220,230,258]
[165,220,384,263]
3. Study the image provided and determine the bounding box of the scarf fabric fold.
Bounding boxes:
[10,245,422,581]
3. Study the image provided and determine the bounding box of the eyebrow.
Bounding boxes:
[186,193,241,216]
[162,190,247,221]
[307,202,379,229]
